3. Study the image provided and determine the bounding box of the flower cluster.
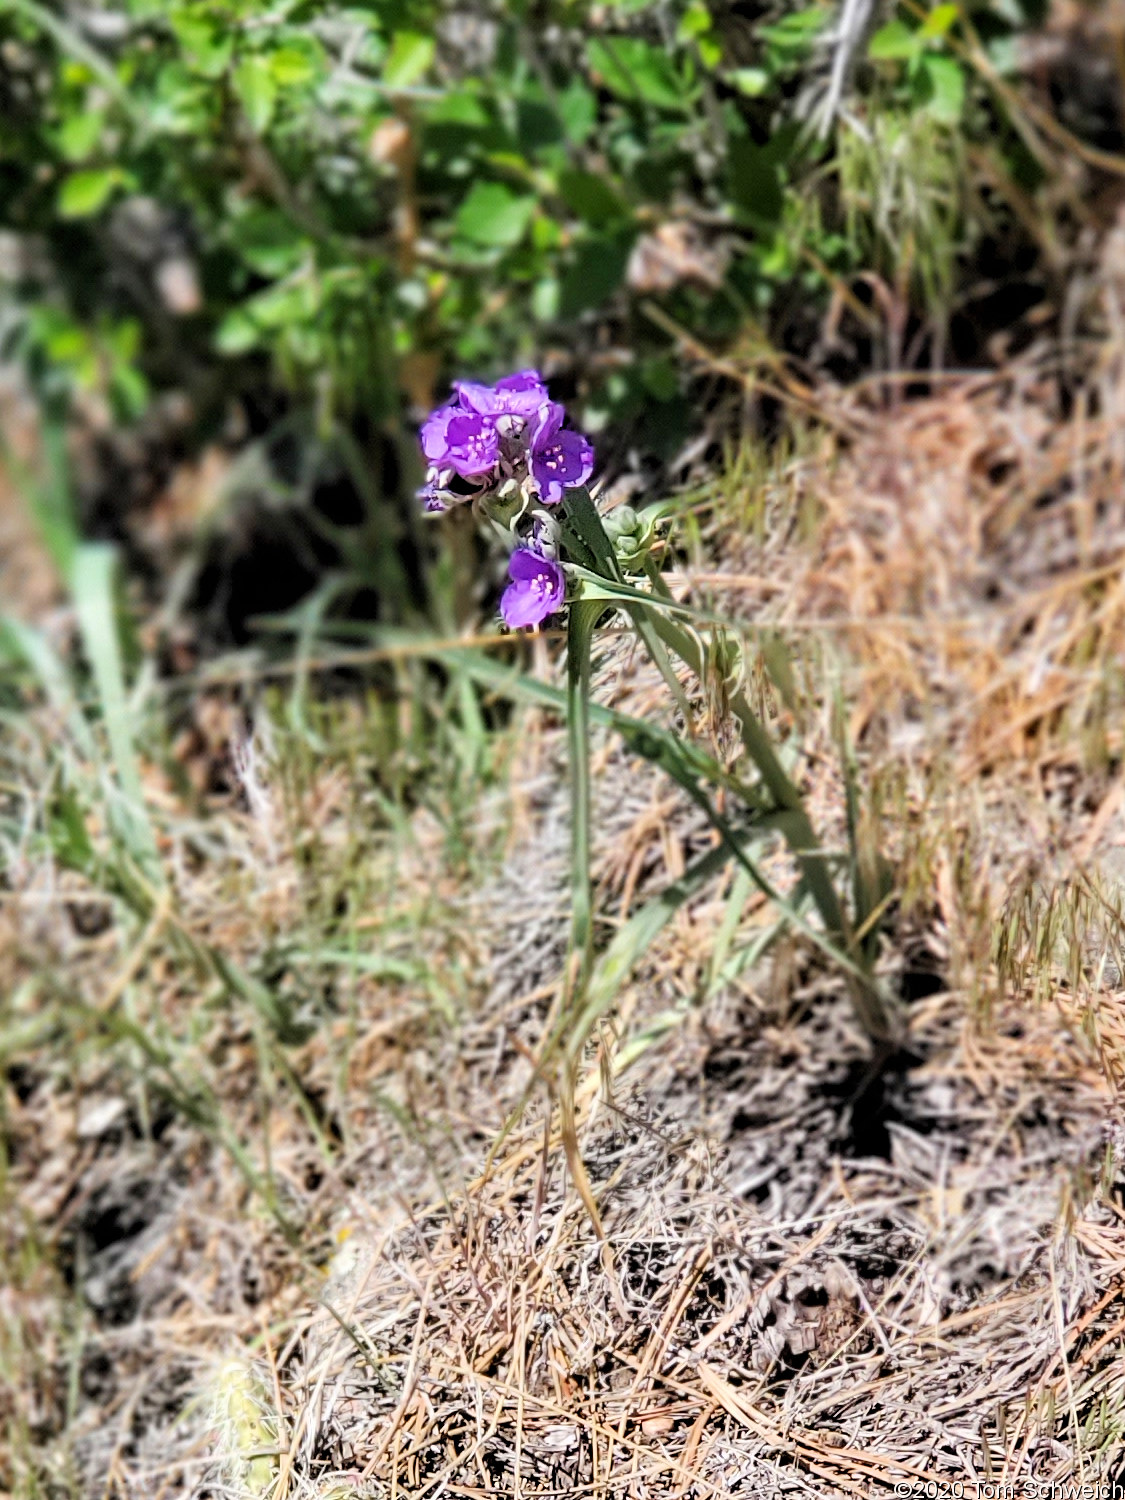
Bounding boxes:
[418,369,595,628]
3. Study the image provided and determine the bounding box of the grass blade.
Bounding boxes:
[434,642,767,810]
[562,834,760,1067]
[71,544,161,877]
[638,600,849,944]
[0,418,79,581]
[0,616,98,762]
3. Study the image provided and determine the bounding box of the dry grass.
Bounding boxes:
[4,349,1125,1496]
[277,965,1124,1497]
[797,368,1125,778]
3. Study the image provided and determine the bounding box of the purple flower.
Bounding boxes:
[531,426,595,505]
[418,370,595,511]
[420,404,500,478]
[454,368,551,418]
[500,549,566,629]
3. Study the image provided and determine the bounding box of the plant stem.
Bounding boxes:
[566,600,600,997]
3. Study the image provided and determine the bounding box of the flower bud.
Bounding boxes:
[603,506,638,540]
[604,505,657,572]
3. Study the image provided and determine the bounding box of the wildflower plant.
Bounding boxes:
[418,369,595,628]
[419,372,899,1193]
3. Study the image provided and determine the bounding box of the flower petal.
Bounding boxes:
[529,400,565,450]
[508,547,547,581]
[530,428,595,503]
[495,368,545,393]
[420,404,457,464]
[455,372,551,418]
[500,550,566,628]
[444,411,500,477]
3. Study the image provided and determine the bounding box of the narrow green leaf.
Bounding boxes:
[0,616,98,760]
[563,836,753,1065]
[564,487,694,726]
[0,418,78,579]
[71,544,160,874]
[48,784,97,873]
[834,687,894,963]
[705,866,757,994]
[645,742,892,1024]
[641,602,849,947]
[432,641,765,809]
[760,630,802,718]
[583,555,892,1039]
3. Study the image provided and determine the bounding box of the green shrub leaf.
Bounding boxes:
[57,110,105,162]
[558,168,629,228]
[170,13,233,78]
[268,40,323,86]
[558,234,631,316]
[455,182,537,248]
[586,37,691,110]
[727,138,783,228]
[558,79,597,143]
[233,55,277,132]
[917,53,966,121]
[868,20,920,60]
[921,3,960,38]
[383,31,435,90]
[214,310,261,355]
[57,167,126,219]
